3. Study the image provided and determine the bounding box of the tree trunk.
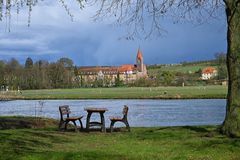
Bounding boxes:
[222,0,240,137]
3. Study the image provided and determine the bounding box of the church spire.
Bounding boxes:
[136,48,144,72]
[137,48,143,61]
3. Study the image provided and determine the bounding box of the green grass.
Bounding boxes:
[148,63,217,75]
[161,64,216,73]
[0,117,240,160]
[18,86,227,99]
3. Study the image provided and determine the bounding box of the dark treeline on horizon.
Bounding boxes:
[0,53,227,90]
[0,57,79,90]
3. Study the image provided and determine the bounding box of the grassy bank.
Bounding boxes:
[0,91,22,100]
[0,117,239,160]
[16,86,227,100]
[148,63,217,74]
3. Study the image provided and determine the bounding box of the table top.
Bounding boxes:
[84,107,108,112]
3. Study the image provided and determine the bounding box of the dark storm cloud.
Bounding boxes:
[0,1,227,66]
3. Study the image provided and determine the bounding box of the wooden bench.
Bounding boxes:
[59,105,83,132]
[109,105,130,132]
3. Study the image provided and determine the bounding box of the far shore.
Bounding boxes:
[1,85,227,100]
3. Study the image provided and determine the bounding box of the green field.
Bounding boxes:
[17,86,227,99]
[148,63,217,75]
[0,117,239,160]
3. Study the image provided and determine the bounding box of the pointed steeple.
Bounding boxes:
[136,48,144,72]
[137,48,143,61]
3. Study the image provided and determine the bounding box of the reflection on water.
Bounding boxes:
[0,99,226,127]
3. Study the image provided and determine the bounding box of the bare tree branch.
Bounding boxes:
[90,0,224,38]
[0,0,224,37]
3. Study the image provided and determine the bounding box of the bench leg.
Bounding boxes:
[64,120,69,131]
[59,120,64,130]
[110,121,115,133]
[125,121,130,132]
[72,121,78,132]
[79,119,83,131]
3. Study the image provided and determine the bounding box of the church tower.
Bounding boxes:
[136,48,144,72]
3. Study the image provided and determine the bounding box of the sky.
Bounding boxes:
[0,1,227,66]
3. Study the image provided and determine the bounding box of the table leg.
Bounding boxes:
[100,112,106,132]
[86,112,92,132]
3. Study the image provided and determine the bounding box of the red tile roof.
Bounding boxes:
[118,64,135,72]
[202,67,217,74]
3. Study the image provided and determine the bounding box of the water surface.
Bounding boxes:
[0,99,226,127]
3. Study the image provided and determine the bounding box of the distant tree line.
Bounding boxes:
[180,60,217,66]
[0,57,78,90]
[0,53,228,90]
[148,60,217,70]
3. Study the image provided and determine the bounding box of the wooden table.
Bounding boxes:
[84,107,108,132]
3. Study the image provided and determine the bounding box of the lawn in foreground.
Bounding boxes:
[19,86,227,99]
[0,117,239,160]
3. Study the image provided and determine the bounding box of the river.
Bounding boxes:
[0,99,226,127]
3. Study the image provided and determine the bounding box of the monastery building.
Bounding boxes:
[77,48,148,86]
